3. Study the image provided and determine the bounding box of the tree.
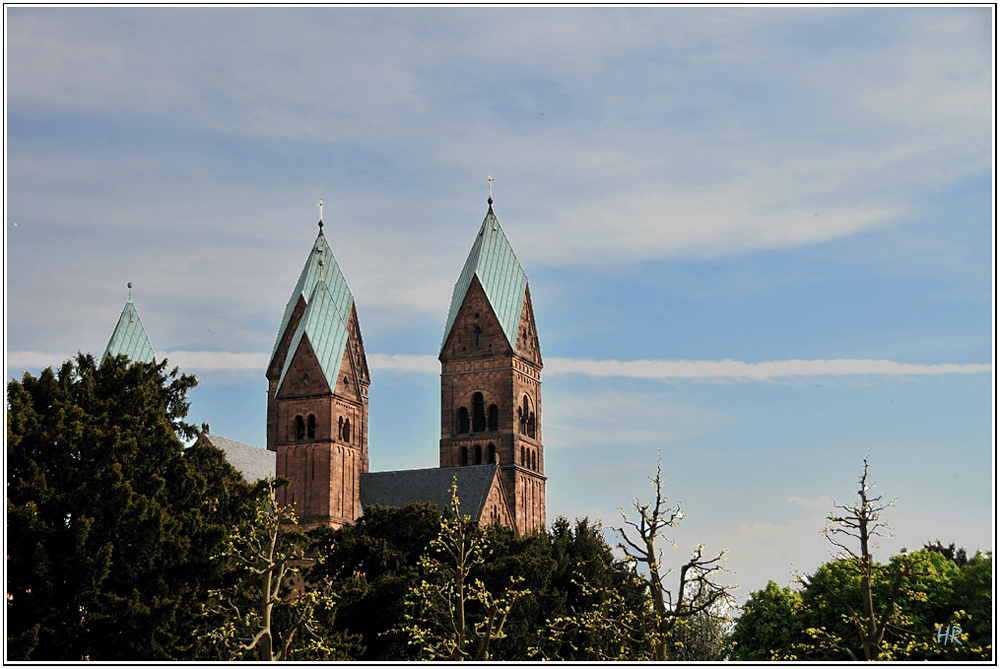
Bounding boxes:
[728,457,993,661]
[613,453,735,660]
[543,454,734,661]
[397,484,529,660]
[797,455,905,660]
[7,354,251,660]
[200,478,360,661]
[729,549,993,661]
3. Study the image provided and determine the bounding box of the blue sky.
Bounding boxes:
[5,7,994,598]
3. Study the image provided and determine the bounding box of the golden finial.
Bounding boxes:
[317,200,325,229]
[486,175,494,206]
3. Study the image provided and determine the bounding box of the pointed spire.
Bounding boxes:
[268,224,355,392]
[102,282,155,364]
[441,203,528,353]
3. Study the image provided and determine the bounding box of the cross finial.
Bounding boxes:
[486,174,494,206]
[317,200,325,229]
[127,281,133,301]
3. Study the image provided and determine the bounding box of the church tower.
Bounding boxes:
[439,196,546,535]
[266,219,370,530]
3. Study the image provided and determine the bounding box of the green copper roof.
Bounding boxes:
[441,206,528,352]
[271,231,355,392]
[102,291,155,364]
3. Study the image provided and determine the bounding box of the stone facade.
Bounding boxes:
[266,303,370,531]
[439,276,546,535]
[262,203,545,536]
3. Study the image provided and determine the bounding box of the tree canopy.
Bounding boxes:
[6,354,254,660]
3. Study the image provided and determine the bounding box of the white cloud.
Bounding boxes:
[12,352,988,379]
[368,353,439,372]
[545,357,991,380]
[160,351,269,371]
[787,495,833,512]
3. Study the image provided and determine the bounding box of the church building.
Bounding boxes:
[104,195,546,535]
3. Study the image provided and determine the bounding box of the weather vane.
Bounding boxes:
[317,200,325,229]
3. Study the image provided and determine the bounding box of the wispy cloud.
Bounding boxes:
[545,357,991,380]
[9,351,990,379]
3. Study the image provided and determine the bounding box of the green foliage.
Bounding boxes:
[6,354,251,660]
[396,484,529,660]
[306,502,442,660]
[200,478,361,661]
[728,549,993,661]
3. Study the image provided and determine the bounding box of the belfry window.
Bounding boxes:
[461,446,469,466]
[295,415,305,440]
[488,442,496,464]
[472,393,486,432]
[343,418,351,443]
[488,404,498,431]
[307,414,316,439]
[475,444,482,465]
[528,412,536,439]
[338,417,344,440]
[531,450,537,471]
[457,407,470,434]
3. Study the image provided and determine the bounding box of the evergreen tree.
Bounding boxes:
[7,354,252,660]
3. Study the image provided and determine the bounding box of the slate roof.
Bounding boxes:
[269,231,355,392]
[441,205,528,353]
[202,433,276,483]
[102,291,155,364]
[360,465,499,520]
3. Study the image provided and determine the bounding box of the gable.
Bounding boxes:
[513,284,541,367]
[441,208,528,353]
[441,275,512,359]
[276,333,333,399]
[267,294,306,379]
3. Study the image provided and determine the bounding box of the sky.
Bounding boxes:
[4,7,995,601]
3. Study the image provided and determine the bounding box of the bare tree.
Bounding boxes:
[614,452,735,660]
[798,454,912,661]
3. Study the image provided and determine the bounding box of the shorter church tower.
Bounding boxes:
[439,196,546,535]
[102,282,155,364]
[266,219,370,530]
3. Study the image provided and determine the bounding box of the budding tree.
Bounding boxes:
[614,452,735,660]
[797,454,911,661]
[397,482,528,660]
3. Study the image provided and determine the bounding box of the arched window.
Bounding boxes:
[457,407,470,434]
[488,404,498,431]
[461,446,469,466]
[338,417,344,441]
[472,393,486,432]
[488,442,496,464]
[307,414,316,439]
[528,412,536,439]
[521,445,526,466]
[531,450,537,471]
[343,418,351,443]
[474,444,482,465]
[520,396,530,434]
[295,415,305,440]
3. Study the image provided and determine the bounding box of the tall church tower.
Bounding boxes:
[439,196,546,535]
[266,220,370,530]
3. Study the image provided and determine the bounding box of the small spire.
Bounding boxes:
[486,174,494,208]
[317,200,325,230]
[127,281,133,301]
